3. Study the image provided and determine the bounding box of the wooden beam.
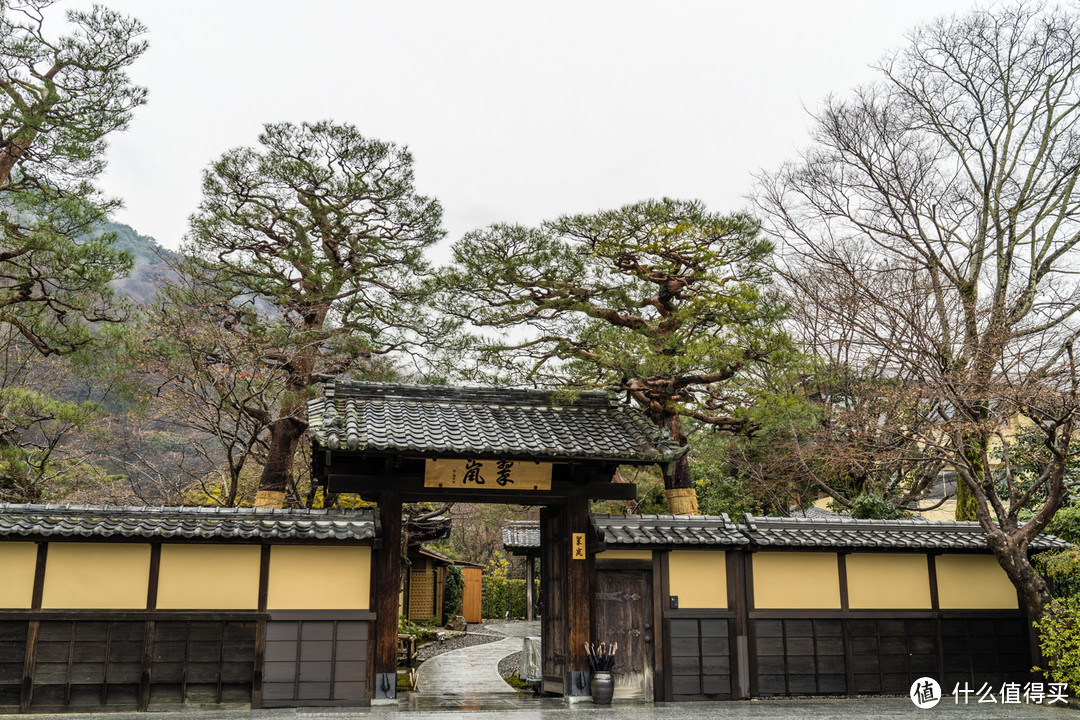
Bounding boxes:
[328,473,636,501]
[651,550,665,702]
[20,542,48,713]
[373,492,402,700]
[139,544,162,711]
[728,550,751,700]
[252,545,271,709]
[566,497,590,694]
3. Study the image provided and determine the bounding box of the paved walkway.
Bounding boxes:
[413,636,522,695]
[20,697,1074,718]
[413,621,540,697]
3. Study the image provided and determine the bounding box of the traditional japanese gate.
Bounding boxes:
[306,381,684,701]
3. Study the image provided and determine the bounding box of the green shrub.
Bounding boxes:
[1036,548,1080,600]
[1048,503,1080,545]
[398,616,439,642]
[444,564,464,618]
[1034,596,1080,689]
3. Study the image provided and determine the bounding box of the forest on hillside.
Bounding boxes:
[4,0,1080,619]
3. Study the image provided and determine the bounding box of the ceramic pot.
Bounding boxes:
[591,671,614,705]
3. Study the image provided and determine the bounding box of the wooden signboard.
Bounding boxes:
[424,459,553,491]
[572,533,586,560]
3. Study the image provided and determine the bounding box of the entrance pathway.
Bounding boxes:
[412,621,540,698]
[18,696,1073,719]
[413,636,520,696]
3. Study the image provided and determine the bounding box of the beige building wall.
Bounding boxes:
[936,554,1019,609]
[846,553,932,609]
[267,545,371,610]
[157,544,261,610]
[42,543,151,609]
[753,552,841,609]
[668,551,727,609]
[0,542,37,608]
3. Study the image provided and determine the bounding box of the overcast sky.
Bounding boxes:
[88,0,981,253]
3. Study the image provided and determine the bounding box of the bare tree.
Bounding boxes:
[757,3,1080,618]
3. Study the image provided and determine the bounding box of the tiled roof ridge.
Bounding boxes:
[591,512,1070,551]
[0,502,371,518]
[325,380,615,408]
[593,512,735,525]
[743,513,986,531]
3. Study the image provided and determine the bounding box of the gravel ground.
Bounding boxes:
[414,627,503,663]
[496,651,521,678]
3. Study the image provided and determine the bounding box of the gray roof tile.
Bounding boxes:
[740,514,1070,552]
[586,512,1069,552]
[0,504,376,542]
[592,513,749,546]
[502,521,540,550]
[308,382,686,463]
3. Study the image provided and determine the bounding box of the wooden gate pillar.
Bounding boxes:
[372,492,402,701]
[566,496,592,696]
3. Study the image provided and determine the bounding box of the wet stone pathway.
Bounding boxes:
[412,621,540,698]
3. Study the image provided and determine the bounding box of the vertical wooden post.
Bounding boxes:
[20,541,47,713]
[252,544,271,709]
[729,550,751,700]
[565,497,591,696]
[525,553,535,622]
[373,492,402,700]
[652,550,667,702]
[139,543,162,711]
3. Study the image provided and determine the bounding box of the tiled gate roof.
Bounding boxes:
[307,381,686,463]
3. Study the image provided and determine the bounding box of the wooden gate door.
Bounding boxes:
[594,570,654,700]
[461,568,482,623]
[540,506,567,695]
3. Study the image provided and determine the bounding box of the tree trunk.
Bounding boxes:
[954,432,984,521]
[658,412,699,514]
[985,532,1054,620]
[954,473,979,521]
[662,454,699,514]
[254,416,305,509]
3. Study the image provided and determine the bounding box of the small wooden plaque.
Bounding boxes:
[572,533,586,560]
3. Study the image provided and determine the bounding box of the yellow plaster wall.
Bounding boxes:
[157,544,261,610]
[936,554,1019,609]
[599,549,652,561]
[267,545,371,610]
[0,543,37,608]
[42,543,150,609]
[846,553,932,609]
[668,551,727,609]
[753,552,841,609]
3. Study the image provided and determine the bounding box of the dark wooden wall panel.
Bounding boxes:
[261,618,368,707]
[848,618,937,694]
[941,617,1030,689]
[743,613,1030,700]
[666,617,734,701]
[752,618,847,697]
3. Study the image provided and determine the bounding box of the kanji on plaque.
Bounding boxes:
[572,533,586,560]
[424,459,553,490]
